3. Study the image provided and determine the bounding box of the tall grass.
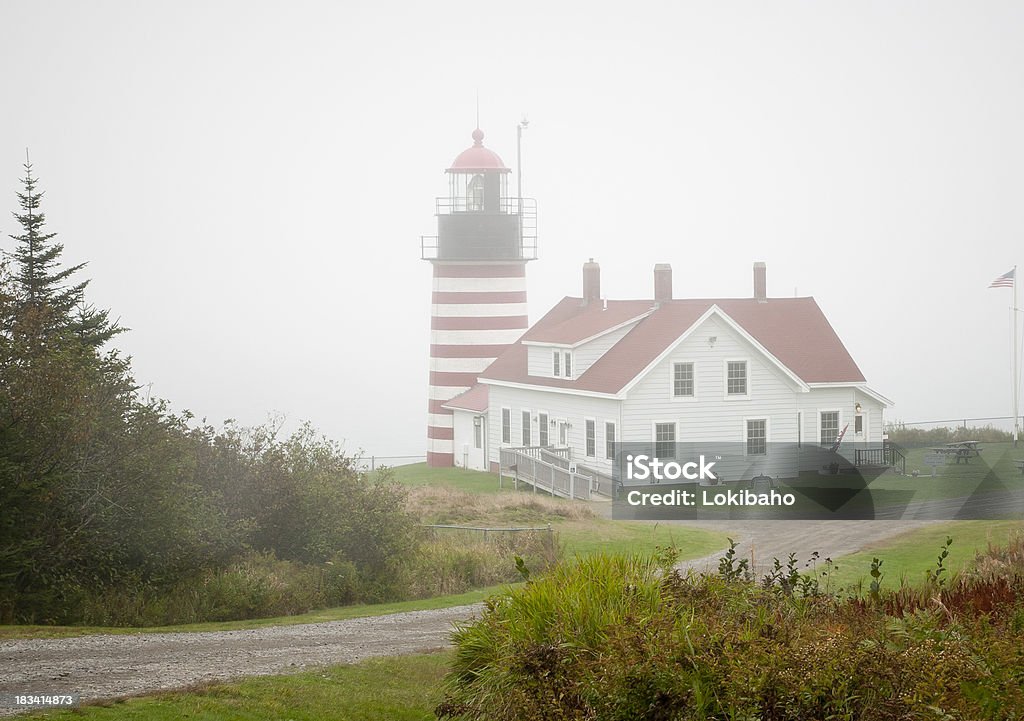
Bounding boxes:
[439,536,1024,720]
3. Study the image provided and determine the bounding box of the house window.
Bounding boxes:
[538,413,549,446]
[585,419,596,457]
[746,419,767,455]
[553,351,560,377]
[564,352,572,379]
[501,408,511,444]
[558,421,568,446]
[655,422,676,459]
[605,421,616,460]
[820,411,839,447]
[727,361,747,396]
[473,417,483,449]
[522,411,532,446]
[673,362,694,397]
[855,414,864,434]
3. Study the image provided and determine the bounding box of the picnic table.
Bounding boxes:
[928,443,981,464]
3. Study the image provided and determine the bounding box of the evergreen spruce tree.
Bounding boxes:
[6,160,121,346]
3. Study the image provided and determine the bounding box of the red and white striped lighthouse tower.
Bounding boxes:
[421,128,537,466]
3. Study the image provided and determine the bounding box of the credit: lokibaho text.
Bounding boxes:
[625,488,796,507]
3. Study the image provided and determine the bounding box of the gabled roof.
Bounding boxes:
[525,300,653,346]
[478,296,866,395]
[442,384,489,412]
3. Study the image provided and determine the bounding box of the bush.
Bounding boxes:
[886,423,1013,448]
[406,530,559,599]
[438,543,1024,721]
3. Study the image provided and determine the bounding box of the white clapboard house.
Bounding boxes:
[443,261,893,491]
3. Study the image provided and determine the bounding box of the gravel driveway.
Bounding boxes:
[0,519,936,713]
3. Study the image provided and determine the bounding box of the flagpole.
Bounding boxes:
[1015,264,1020,447]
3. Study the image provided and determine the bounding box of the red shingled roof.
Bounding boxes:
[479,296,865,395]
[442,384,489,412]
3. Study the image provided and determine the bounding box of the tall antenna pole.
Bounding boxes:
[516,117,528,251]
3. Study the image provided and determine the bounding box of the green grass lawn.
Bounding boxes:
[23,653,450,720]
[822,520,1023,590]
[383,463,506,494]
[863,441,1024,506]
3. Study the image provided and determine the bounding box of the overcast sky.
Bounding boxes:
[2,1,1022,457]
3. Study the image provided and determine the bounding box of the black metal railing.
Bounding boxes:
[854,443,906,475]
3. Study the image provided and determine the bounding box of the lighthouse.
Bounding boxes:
[422,128,537,467]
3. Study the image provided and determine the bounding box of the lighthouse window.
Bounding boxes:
[553,351,560,377]
[467,174,485,211]
[563,352,572,379]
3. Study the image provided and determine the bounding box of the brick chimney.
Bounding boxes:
[654,263,673,303]
[753,261,767,303]
[582,258,601,305]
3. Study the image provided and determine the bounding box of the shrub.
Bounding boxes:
[438,543,1024,720]
[406,530,559,599]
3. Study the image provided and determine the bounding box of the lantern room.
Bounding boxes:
[421,128,537,261]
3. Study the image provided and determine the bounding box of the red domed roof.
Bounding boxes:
[447,129,511,173]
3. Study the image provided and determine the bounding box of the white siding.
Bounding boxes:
[485,384,621,474]
[527,346,564,378]
[623,316,803,441]
[452,409,488,471]
[621,316,805,481]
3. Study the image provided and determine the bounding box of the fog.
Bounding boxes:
[2,1,1021,457]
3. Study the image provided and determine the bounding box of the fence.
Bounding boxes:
[355,454,426,472]
[887,416,1022,434]
[420,523,554,542]
[499,447,597,500]
[536,448,616,498]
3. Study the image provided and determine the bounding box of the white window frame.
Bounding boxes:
[723,358,751,400]
[584,417,596,458]
[521,409,532,447]
[605,420,616,460]
[744,417,769,456]
[669,360,696,401]
[652,420,677,460]
[538,411,549,447]
[854,412,865,436]
[818,409,842,448]
[552,350,560,377]
[563,351,573,379]
[501,407,511,445]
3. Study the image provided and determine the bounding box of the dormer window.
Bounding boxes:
[552,350,573,378]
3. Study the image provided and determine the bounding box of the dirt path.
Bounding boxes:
[0,520,935,713]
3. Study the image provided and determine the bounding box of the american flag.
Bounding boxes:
[989,269,1015,288]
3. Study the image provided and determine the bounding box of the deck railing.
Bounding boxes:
[499,447,593,500]
[854,443,906,475]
